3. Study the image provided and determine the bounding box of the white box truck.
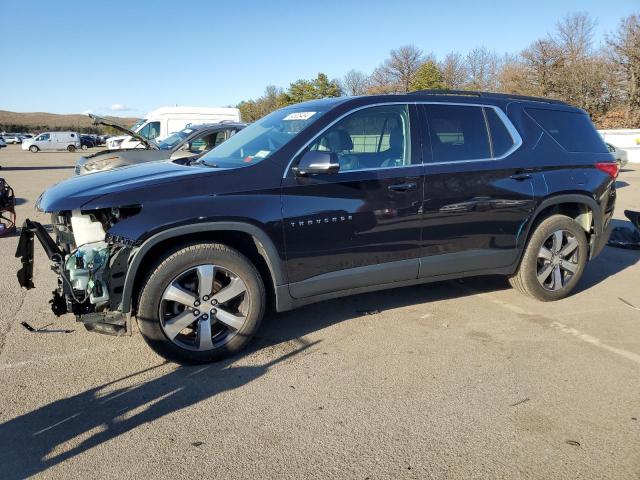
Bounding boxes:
[106,106,241,150]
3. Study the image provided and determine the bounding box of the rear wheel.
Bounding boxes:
[137,243,265,364]
[67,145,76,152]
[29,145,39,153]
[509,214,588,301]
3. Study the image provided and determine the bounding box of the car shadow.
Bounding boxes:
[615,180,630,188]
[0,277,497,479]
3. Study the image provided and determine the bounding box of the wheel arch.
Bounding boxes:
[121,222,286,315]
[516,193,602,265]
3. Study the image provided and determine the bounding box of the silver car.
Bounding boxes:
[606,142,629,168]
[75,114,245,174]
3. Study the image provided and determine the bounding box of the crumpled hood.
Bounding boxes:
[37,160,228,212]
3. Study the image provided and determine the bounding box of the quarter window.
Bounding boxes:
[525,108,608,153]
[307,104,411,172]
[425,105,490,162]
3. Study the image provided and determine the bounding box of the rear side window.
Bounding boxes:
[525,108,608,153]
[425,105,490,162]
[485,108,514,157]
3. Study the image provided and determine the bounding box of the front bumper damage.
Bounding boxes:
[16,218,132,336]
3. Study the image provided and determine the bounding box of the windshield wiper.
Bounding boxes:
[192,159,218,168]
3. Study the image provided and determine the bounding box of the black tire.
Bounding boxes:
[29,145,39,153]
[67,145,76,152]
[137,242,265,364]
[509,214,588,301]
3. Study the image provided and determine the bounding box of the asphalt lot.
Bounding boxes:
[0,144,639,479]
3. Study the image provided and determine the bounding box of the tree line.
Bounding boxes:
[0,124,105,135]
[238,12,640,128]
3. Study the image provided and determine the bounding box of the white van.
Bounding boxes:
[22,132,81,152]
[106,106,241,150]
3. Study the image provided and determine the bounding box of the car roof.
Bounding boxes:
[314,91,584,114]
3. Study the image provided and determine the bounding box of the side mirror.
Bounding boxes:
[293,151,340,176]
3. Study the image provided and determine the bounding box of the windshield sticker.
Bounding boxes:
[254,150,270,158]
[243,156,254,163]
[283,111,316,121]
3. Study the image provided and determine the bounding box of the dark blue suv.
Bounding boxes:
[17,91,618,363]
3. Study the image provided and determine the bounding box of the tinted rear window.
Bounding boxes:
[425,105,491,162]
[525,108,608,153]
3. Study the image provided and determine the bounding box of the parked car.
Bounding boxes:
[17,90,617,363]
[0,137,6,148]
[76,115,245,174]
[19,134,34,141]
[22,132,81,152]
[606,142,629,168]
[105,106,242,150]
[80,135,97,150]
[96,135,110,146]
[3,134,22,144]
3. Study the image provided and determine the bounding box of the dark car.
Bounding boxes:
[16,90,617,363]
[80,134,97,150]
[75,115,245,174]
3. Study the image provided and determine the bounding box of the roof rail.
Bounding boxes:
[408,89,567,105]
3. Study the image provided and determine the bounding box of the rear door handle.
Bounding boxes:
[510,172,533,181]
[388,182,417,192]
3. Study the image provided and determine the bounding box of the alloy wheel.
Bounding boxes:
[159,264,248,351]
[536,229,579,291]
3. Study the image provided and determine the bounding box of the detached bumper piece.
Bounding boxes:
[15,219,63,289]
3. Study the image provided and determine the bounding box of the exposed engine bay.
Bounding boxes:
[16,207,138,335]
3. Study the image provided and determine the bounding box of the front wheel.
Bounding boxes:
[81,144,88,150]
[509,214,588,301]
[29,145,39,153]
[67,145,76,152]
[137,243,265,364]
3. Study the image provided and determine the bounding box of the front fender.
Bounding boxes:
[120,221,286,314]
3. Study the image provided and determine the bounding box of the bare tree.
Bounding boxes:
[341,69,370,96]
[555,12,596,60]
[552,13,615,117]
[607,13,640,115]
[498,54,529,94]
[466,47,502,91]
[520,39,562,96]
[439,52,468,89]
[369,45,424,93]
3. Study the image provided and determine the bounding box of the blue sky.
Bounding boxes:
[1,0,637,116]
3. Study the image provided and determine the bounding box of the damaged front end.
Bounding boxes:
[16,207,139,336]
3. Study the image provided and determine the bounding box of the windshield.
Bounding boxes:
[130,118,146,132]
[198,106,330,168]
[155,128,193,150]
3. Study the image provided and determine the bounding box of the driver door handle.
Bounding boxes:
[388,182,417,192]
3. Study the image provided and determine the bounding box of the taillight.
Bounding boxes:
[595,162,620,179]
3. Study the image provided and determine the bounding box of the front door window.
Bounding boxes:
[306,104,412,172]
